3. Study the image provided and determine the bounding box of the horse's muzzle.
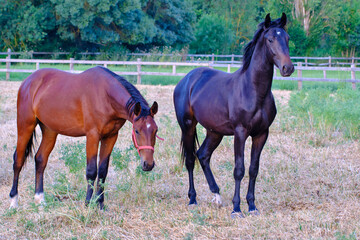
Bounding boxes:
[281,63,295,77]
[142,161,155,171]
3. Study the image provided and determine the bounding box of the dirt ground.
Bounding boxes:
[0,81,359,239]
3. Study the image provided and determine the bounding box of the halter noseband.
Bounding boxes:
[132,128,164,156]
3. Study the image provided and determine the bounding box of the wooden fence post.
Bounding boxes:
[274,67,277,77]
[6,48,11,81]
[36,62,40,70]
[172,64,176,75]
[104,63,107,68]
[137,58,141,84]
[227,64,231,73]
[211,53,215,62]
[351,64,356,90]
[305,57,308,67]
[297,62,302,90]
[70,58,74,72]
[328,56,332,67]
[231,54,234,63]
[209,61,214,69]
[323,70,326,79]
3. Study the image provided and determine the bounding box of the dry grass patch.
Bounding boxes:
[0,82,359,239]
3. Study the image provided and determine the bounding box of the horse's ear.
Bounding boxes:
[264,13,271,29]
[134,102,141,116]
[150,101,158,116]
[280,12,287,28]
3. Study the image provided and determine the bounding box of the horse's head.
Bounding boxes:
[263,13,294,77]
[132,101,158,171]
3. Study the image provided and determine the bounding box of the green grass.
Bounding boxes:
[288,88,360,139]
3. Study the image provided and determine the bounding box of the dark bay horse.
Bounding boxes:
[10,66,159,209]
[173,13,294,217]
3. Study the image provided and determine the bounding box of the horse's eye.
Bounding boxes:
[135,130,139,134]
[268,38,273,43]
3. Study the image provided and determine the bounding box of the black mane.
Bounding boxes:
[99,66,150,119]
[241,16,286,74]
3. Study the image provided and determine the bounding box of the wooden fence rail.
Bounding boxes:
[1,49,359,67]
[0,58,359,90]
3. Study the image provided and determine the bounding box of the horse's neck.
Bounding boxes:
[107,83,134,121]
[243,43,274,101]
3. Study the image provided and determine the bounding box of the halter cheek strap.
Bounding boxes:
[132,128,164,156]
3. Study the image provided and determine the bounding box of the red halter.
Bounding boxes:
[132,128,164,155]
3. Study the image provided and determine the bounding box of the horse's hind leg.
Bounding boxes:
[196,130,223,207]
[9,116,37,208]
[180,116,198,205]
[34,124,58,205]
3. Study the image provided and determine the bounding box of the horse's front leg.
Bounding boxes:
[85,131,100,206]
[232,126,248,218]
[96,133,119,210]
[246,130,269,215]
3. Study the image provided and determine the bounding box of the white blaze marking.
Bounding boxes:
[277,31,281,35]
[146,123,151,129]
[10,195,18,209]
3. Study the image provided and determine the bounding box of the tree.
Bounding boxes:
[0,0,195,52]
[266,0,341,55]
[141,0,195,48]
[0,0,55,50]
[50,0,157,50]
[192,0,263,53]
[190,14,234,54]
[333,1,360,56]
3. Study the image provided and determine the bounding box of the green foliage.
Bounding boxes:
[289,88,360,139]
[141,0,196,47]
[287,21,308,56]
[190,14,234,54]
[60,142,86,174]
[1,0,360,56]
[333,1,360,56]
[0,0,55,50]
[0,0,195,52]
[193,0,262,53]
[112,146,136,171]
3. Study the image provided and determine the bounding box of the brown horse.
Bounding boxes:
[10,66,159,209]
[174,13,294,217]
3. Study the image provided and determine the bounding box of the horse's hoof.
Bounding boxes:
[188,201,198,209]
[248,209,260,216]
[34,193,46,205]
[9,195,18,209]
[211,193,222,208]
[231,211,245,219]
[98,202,107,211]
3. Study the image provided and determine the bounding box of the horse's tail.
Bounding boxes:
[13,127,37,166]
[24,128,37,160]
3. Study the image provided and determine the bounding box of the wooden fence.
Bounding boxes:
[0,58,359,90]
[1,49,359,67]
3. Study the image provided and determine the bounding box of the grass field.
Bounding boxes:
[0,81,359,239]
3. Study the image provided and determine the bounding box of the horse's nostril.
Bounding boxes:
[283,65,287,73]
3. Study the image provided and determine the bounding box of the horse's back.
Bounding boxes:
[17,67,116,136]
[174,67,234,133]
